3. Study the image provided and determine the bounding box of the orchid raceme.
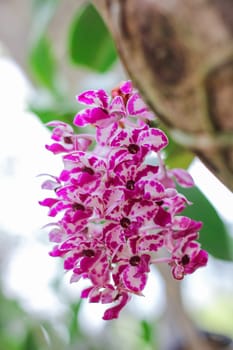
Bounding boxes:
[39,81,208,320]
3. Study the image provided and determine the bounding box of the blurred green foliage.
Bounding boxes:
[28,35,60,94]
[29,0,61,93]
[178,186,233,261]
[0,287,160,350]
[68,4,117,72]
[0,289,53,350]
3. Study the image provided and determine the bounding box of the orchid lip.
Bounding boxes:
[72,203,85,211]
[82,166,94,175]
[64,136,73,144]
[120,217,131,228]
[181,254,190,265]
[126,180,135,190]
[82,249,95,257]
[128,143,140,154]
[129,255,141,266]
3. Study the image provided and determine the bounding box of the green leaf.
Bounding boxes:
[29,92,96,138]
[28,0,63,94]
[178,185,233,261]
[68,3,118,72]
[140,320,153,343]
[30,102,76,126]
[69,301,83,343]
[23,330,40,350]
[28,35,60,93]
[165,132,194,169]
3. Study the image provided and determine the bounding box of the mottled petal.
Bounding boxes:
[89,288,102,303]
[108,149,137,172]
[127,93,149,116]
[170,168,195,188]
[96,122,118,146]
[119,80,133,94]
[172,216,192,230]
[123,265,147,292]
[40,174,60,190]
[184,249,208,274]
[45,143,72,154]
[138,128,168,151]
[64,252,81,270]
[81,286,94,298]
[46,121,74,141]
[48,226,65,243]
[109,95,126,116]
[77,89,109,108]
[141,179,165,200]
[110,129,129,147]
[154,207,172,226]
[129,200,157,221]
[172,264,185,280]
[101,285,117,304]
[103,223,125,251]
[103,292,130,320]
[90,256,110,285]
[104,189,125,217]
[138,234,164,252]
[39,197,58,208]
[74,107,109,127]
[46,120,72,129]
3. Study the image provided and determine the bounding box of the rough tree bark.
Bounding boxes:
[92,0,233,192]
[92,1,233,349]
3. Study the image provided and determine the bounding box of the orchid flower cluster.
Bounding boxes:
[39,81,208,320]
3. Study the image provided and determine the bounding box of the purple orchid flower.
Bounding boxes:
[39,80,208,320]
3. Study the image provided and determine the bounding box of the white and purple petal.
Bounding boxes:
[109,95,126,117]
[110,129,129,148]
[127,93,149,116]
[103,292,131,320]
[170,168,195,188]
[74,107,109,127]
[119,80,133,94]
[122,265,147,292]
[77,89,109,108]
[141,179,165,201]
[96,122,118,146]
[138,128,168,151]
[138,234,164,252]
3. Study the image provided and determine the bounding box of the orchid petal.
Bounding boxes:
[77,89,109,108]
[127,93,149,116]
[119,80,133,94]
[103,292,130,320]
[109,95,126,116]
[74,107,109,127]
[171,168,195,188]
[123,265,147,292]
[138,128,168,151]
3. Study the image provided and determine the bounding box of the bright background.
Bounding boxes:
[0,57,233,348]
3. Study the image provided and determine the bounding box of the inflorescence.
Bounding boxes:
[39,81,208,320]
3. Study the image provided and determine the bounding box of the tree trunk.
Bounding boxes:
[92,1,233,348]
[92,0,233,192]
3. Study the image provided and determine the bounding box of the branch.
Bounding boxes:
[158,263,218,350]
[92,0,233,191]
[92,1,233,348]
